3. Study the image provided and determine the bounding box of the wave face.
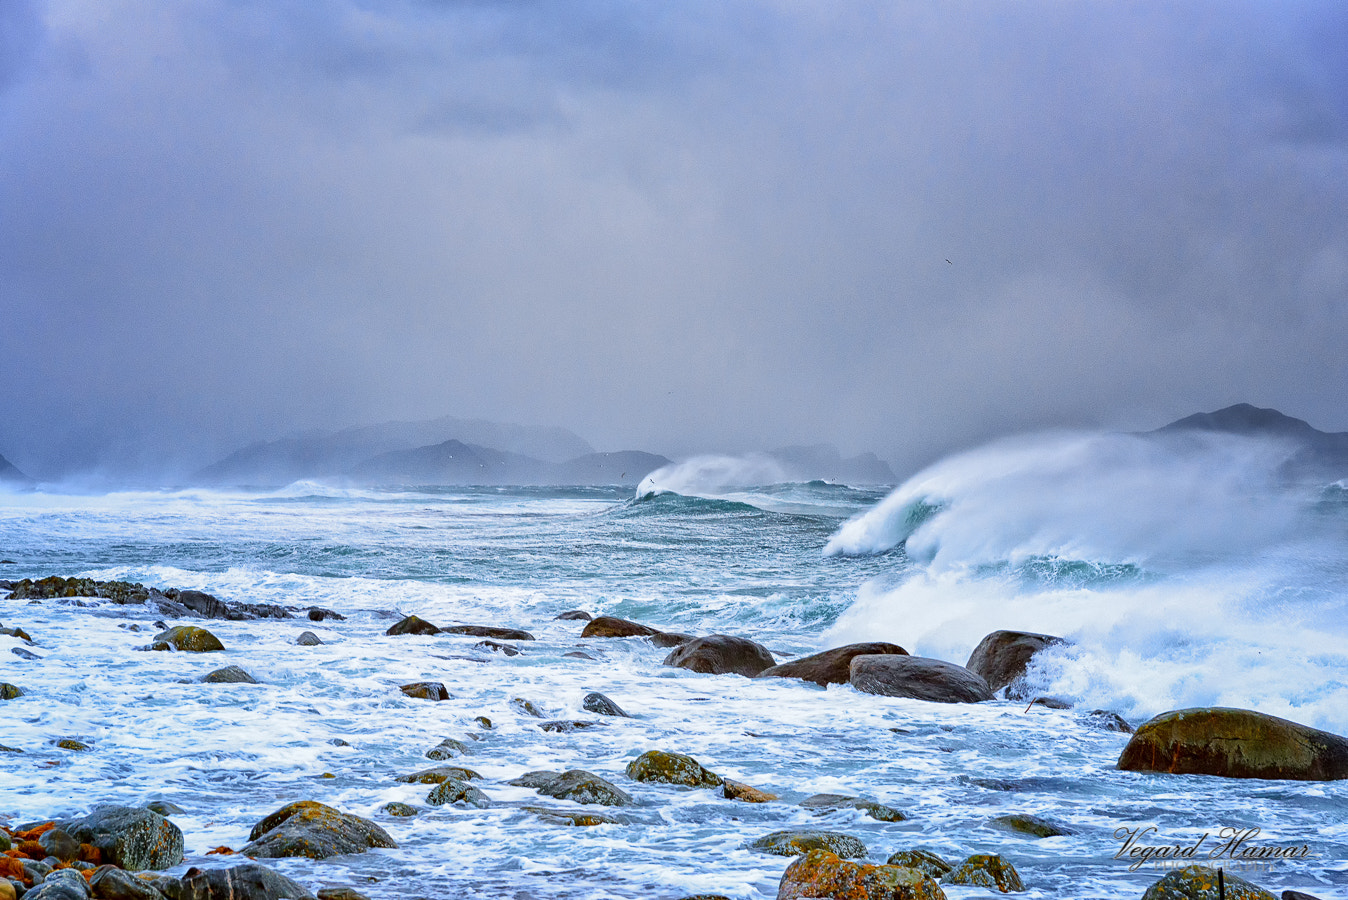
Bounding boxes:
[824,430,1348,731]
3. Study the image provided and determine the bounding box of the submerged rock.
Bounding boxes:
[650,631,694,648]
[941,854,1024,892]
[523,806,623,827]
[1082,709,1135,733]
[1117,708,1348,781]
[58,805,184,871]
[1140,865,1276,900]
[539,720,603,733]
[749,830,868,859]
[778,850,947,900]
[663,635,776,677]
[396,765,482,784]
[757,642,909,687]
[849,655,993,704]
[149,626,224,653]
[0,683,23,700]
[242,801,396,859]
[426,738,470,760]
[554,610,592,621]
[511,698,545,717]
[426,779,490,808]
[443,625,535,641]
[380,802,418,817]
[988,814,1075,837]
[175,862,317,899]
[473,640,519,656]
[385,615,440,636]
[581,692,630,717]
[533,770,635,807]
[399,682,450,701]
[886,850,953,879]
[964,630,1067,698]
[296,631,324,646]
[201,666,258,684]
[580,616,659,638]
[625,750,722,787]
[800,793,907,822]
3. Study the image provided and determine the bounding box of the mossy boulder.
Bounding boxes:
[0,683,22,700]
[57,805,184,871]
[989,813,1075,837]
[941,854,1023,892]
[800,793,906,822]
[662,634,777,677]
[580,616,659,638]
[750,830,867,859]
[757,642,909,687]
[1117,708,1348,781]
[534,770,635,807]
[885,850,952,879]
[399,682,450,701]
[778,850,945,899]
[1140,865,1276,900]
[964,630,1068,697]
[380,802,419,817]
[242,801,396,859]
[849,655,993,703]
[426,779,490,808]
[625,750,722,787]
[722,779,777,803]
[202,666,258,684]
[396,765,482,784]
[150,626,224,652]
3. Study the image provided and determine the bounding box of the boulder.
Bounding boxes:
[581,692,630,717]
[384,616,440,636]
[0,683,22,700]
[296,632,324,646]
[426,779,490,808]
[750,831,867,859]
[242,801,396,860]
[149,626,224,652]
[58,805,184,871]
[532,770,635,807]
[800,793,907,822]
[201,666,258,684]
[442,625,534,641]
[426,738,469,760]
[1117,708,1348,781]
[941,854,1023,892]
[87,865,167,900]
[380,803,418,817]
[554,610,592,621]
[722,779,776,803]
[538,720,603,733]
[964,630,1067,697]
[849,655,993,703]
[396,765,481,784]
[1140,865,1276,900]
[473,640,519,656]
[663,635,776,677]
[1082,710,1135,733]
[511,698,544,717]
[144,801,185,817]
[21,870,89,900]
[306,608,344,622]
[757,642,909,687]
[988,814,1075,837]
[778,850,947,900]
[651,631,694,649]
[580,616,659,638]
[522,806,625,826]
[36,828,79,862]
[174,862,317,900]
[399,682,450,701]
[177,590,231,619]
[885,850,953,879]
[625,750,722,787]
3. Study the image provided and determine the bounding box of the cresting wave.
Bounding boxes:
[823,430,1348,732]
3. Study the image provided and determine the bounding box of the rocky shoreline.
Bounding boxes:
[2,576,1341,900]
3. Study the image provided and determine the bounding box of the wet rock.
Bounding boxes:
[554,610,592,621]
[538,720,603,733]
[11,647,41,660]
[989,814,1075,837]
[534,770,635,807]
[316,889,368,900]
[36,829,79,863]
[57,738,92,751]
[1117,708,1348,781]
[306,608,344,622]
[442,625,534,641]
[749,831,867,859]
[757,642,909,687]
[399,682,450,701]
[0,743,20,752]
[523,806,623,826]
[778,850,947,900]
[849,655,993,704]
[175,862,317,899]
[87,865,170,899]
[965,630,1067,698]
[144,801,185,817]
[296,632,324,646]
[564,651,594,660]
[0,683,23,700]
[242,801,397,859]
[425,738,469,760]
[510,698,544,717]
[22,869,89,900]
[384,615,440,636]
[426,779,490,808]
[1082,710,1135,733]
[650,631,694,649]
[149,627,224,653]
[473,716,492,729]
[800,793,907,822]
[1140,865,1276,900]
[662,635,777,678]
[396,765,482,784]
[625,750,722,787]
[1026,696,1072,710]
[379,802,418,817]
[885,850,953,879]
[1282,892,1325,900]
[581,692,630,718]
[176,590,231,620]
[722,779,777,803]
[673,896,731,900]
[507,770,563,789]
[0,626,33,643]
[57,806,184,871]
[941,854,1024,892]
[580,616,659,638]
[201,666,258,684]
[473,640,519,656]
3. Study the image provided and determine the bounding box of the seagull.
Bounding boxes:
[945,259,952,265]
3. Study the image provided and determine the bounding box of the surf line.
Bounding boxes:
[1112,826,1314,872]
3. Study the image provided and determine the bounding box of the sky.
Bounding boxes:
[2,0,1346,481]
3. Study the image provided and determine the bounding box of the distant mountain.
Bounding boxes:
[348,441,670,487]
[0,452,33,484]
[768,444,896,484]
[195,416,594,487]
[1154,403,1348,479]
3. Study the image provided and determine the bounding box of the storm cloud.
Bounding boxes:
[2,0,1346,481]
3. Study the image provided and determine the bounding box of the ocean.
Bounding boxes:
[1,430,1346,898]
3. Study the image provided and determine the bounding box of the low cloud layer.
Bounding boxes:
[2,1,1346,481]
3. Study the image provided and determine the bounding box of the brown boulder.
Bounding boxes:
[663,635,776,677]
[242,801,396,860]
[385,615,440,636]
[580,616,660,638]
[757,642,908,687]
[1140,864,1276,900]
[625,750,722,787]
[442,625,534,641]
[778,850,947,899]
[964,630,1067,697]
[150,626,224,652]
[1117,707,1348,781]
[849,655,993,703]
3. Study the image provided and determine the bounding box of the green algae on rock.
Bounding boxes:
[625,750,722,787]
[778,850,947,900]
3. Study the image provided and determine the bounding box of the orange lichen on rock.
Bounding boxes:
[207,846,237,855]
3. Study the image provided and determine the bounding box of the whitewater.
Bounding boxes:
[1,433,1345,898]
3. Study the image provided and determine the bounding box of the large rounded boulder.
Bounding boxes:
[57,805,184,871]
[778,850,947,900]
[150,626,224,653]
[580,616,659,638]
[625,750,722,787]
[1117,708,1348,781]
[757,642,908,687]
[1140,864,1276,900]
[849,655,993,703]
[242,801,397,859]
[663,635,776,677]
[964,630,1067,697]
